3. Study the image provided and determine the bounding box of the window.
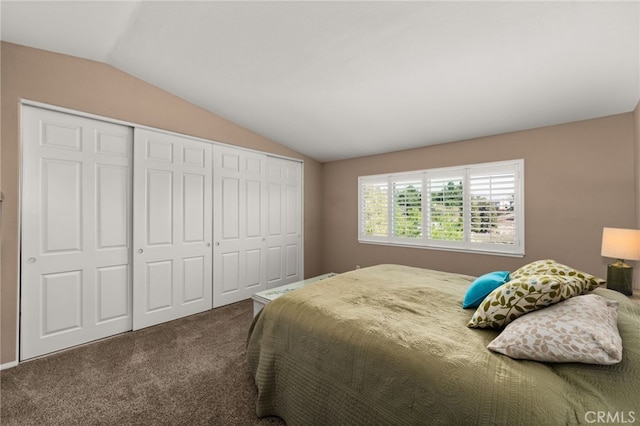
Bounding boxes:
[358,159,524,256]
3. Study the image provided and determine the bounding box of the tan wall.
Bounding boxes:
[0,42,324,365]
[322,114,637,281]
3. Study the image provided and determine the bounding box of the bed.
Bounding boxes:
[247,264,640,425]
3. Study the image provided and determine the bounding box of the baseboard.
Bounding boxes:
[1,360,19,370]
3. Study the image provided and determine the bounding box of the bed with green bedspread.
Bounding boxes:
[247,264,640,425]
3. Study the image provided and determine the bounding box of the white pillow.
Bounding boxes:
[487,294,622,365]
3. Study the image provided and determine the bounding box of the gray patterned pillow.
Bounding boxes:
[487,294,622,365]
[467,274,583,329]
[511,259,605,292]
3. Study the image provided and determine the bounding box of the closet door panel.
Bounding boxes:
[246,180,262,237]
[96,165,129,249]
[21,106,133,360]
[285,184,299,234]
[183,174,205,242]
[213,146,266,307]
[146,260,173,311]
[96,265,130,323]
[183,256,206,303]
[284,177,301,280]
[267,247,282,283]
[246,249,262,285]
[268,183,282,233]
[41,271,83,335]
[221,252,240,294]
[42,158,83,253]
[221,177,240,240]
[265,157,303,289]
[133,129,212,330]
[286,244,300,278]
[146,169,174,246]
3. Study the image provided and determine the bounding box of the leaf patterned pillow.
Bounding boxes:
[510,259,605,292]
[487,294,622,365]
[467,275,583,329]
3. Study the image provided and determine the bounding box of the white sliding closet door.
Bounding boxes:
[266,157,303,289]
[213,146,267,307]
[21,106,133,360]
[133,129,213,330]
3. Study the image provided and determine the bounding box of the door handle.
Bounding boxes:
[28,257,37,263]
[206,242,211,248]
[138,249,144,254]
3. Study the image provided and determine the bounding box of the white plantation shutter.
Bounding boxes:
[469,164,518,247]
[358,160,524,256]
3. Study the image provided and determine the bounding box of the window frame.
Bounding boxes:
[358,159,525,257]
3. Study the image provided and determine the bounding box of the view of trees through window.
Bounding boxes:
[393,181,422,238]
[428,180,463,241]
[365,176,515,244]
[362,183,388,237]
[359,160,522,255]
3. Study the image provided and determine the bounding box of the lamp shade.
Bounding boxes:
[601,227,640,261]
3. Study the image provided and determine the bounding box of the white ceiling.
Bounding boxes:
[2,1,639,162]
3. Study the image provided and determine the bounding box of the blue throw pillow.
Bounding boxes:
[462,271,510,309]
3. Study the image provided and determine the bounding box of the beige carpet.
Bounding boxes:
[0,299,285,425]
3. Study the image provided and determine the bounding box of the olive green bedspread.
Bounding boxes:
[247,264,640,425]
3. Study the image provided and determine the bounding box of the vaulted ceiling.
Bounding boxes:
[2,1,639,162]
